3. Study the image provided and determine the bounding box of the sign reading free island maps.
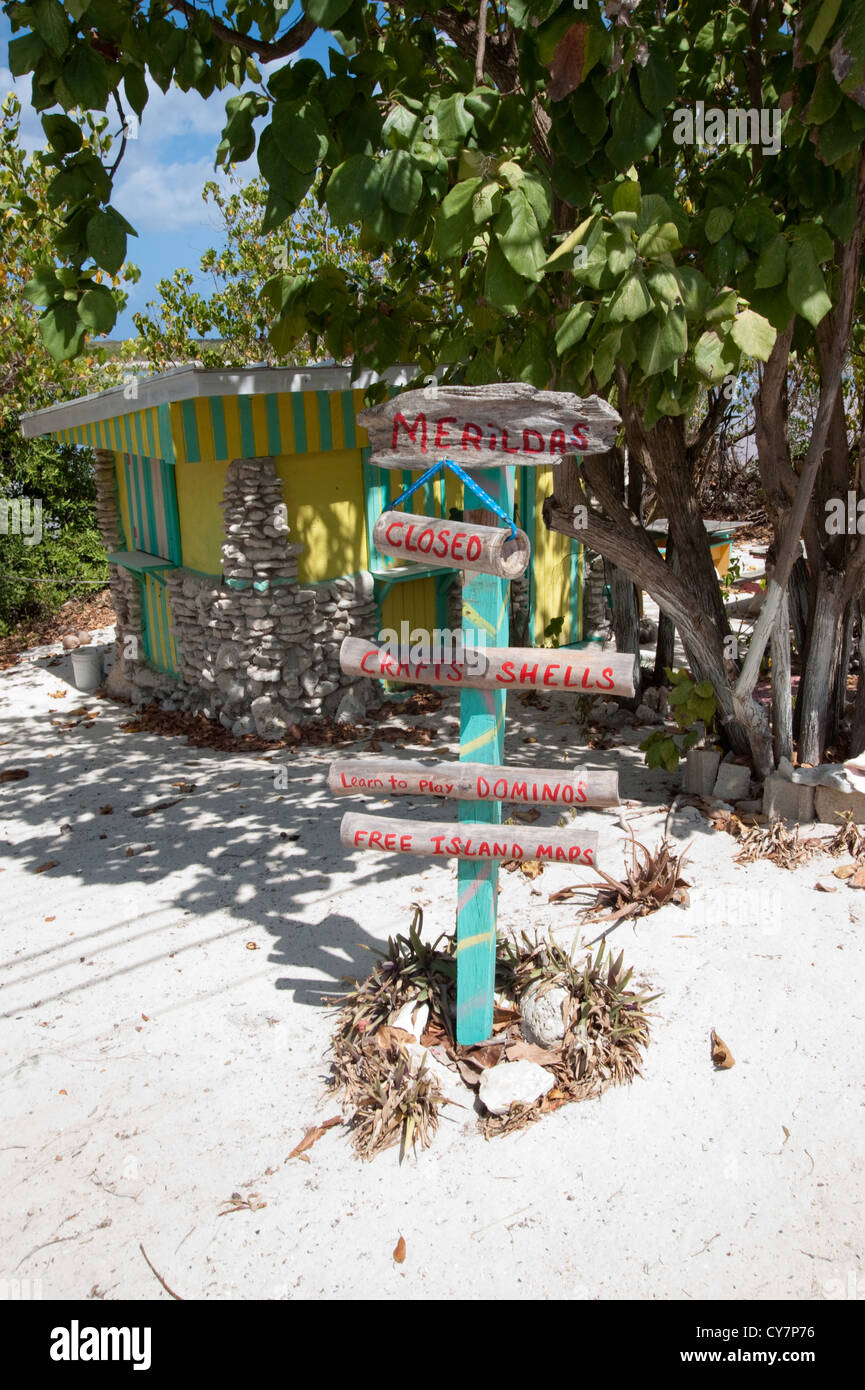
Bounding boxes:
[357,382,621,469]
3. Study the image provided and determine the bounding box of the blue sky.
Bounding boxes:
[0,8,333,336]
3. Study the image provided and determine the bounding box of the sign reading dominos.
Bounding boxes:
[357,382,620,470]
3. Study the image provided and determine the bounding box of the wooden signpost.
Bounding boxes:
[372,510,531,579]
[332,382,628,1046]
[357,382,621,470]
[328,758,618,806]
[340,635,636,695]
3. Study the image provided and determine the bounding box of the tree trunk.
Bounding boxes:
[796,567,845,765]
[653,533,678,683]
[609,563,641,704]
[850,607,865,756]
[544,454,763,763]
[770,590,793,765]
[788,555,810,657]
[830,598,855,743]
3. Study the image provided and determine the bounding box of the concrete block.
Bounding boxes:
[712,762,752,801]
[814,784,865,826]
[684,749,722,796]
[763,774,814,823]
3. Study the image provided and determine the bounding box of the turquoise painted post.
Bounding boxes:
[456,467,515,1045]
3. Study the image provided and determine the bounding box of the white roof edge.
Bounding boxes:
[20,363,419,439]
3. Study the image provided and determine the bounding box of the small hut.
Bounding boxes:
[21,365,589,735]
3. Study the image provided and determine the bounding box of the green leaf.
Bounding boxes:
[63,0,93,17]
[302,0,354,23]
[606,268,653,323]
[637,305,687,375]
[41,113,83,155]
[78,283,116,333]
[754,235,787,288]
[705,206,735,243]
[34,0,70,58]
[675,266,709,321]
[694,329,739,384]
[433,178,482,259]
[804,61,844,125]
[555,302,593,355]
[636,221,680,257]
[612,180,641,214]
[495,187,546,281]
[646,266,682,310]
[123,66,148,119]
[271,100,329,173]
[484,235,527,314]
[325,155,381,228]
[732,199,779,250]
[804,0,842,53]
[605,83,662,169]
[637,52,677,117]
[22,268,64,306]
[704,288,739,324]
[789,221,834,264]
[38,300,85,360]
[380,149,423,214]
[86,212,126,274]
[8,32,46,77]
[471,180,502,227]
[545,212,598,267]
[694,680,714,699]
[786,240,832,328]
[56,43,110,110]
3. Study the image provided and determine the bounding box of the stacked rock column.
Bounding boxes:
[92,448,145,683]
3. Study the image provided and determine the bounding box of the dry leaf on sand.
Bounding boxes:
[393,1235,406,1264]
[287,1114,342,1161]
[711,1029,735,1070]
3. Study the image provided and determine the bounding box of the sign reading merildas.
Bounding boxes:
[357,382,620,470]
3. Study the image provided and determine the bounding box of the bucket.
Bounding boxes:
[70,645,104,693]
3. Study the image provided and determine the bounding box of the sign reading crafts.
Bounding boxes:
[357,382,620,469]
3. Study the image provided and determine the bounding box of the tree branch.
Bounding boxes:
[167,2,315,60]
[475,0,489,85]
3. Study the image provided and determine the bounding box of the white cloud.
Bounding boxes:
[114,155,234,231]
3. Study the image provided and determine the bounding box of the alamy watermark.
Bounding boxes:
[673,100,782,157]
[378,621,487,674]
[0,497,42,546]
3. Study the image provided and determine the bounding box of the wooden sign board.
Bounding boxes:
[341,812,599,867]
[328,758,618,807]
[357,383,621,470]
[373,510,531,579]
[340,636,636,697]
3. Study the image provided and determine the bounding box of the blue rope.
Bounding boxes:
[388,458,517,539]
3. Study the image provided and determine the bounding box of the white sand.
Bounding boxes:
[1,638,863,1301]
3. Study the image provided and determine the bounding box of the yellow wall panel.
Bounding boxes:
[175,454,229,574]
[277,447,367,582]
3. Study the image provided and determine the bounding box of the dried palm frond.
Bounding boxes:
[579,829,691,929]
[732,817,824,868]
[824,809,865,859]
[327,904,455,1159]
[482,936,659,1138]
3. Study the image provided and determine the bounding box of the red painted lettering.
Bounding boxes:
[417,528,435,553]
[404,523,417,552]
[400,834,412,851]
[571,422,588,449]
[537,844,553,860]
[392,411,428,453]
[519,662,539,684]
[432,529,450,558]
[543,664,560,686]
[501,428,520,454]
[476,776,490,797]
[522,428,544,453]
[550,428,568,454]
[496,661,516,684]
[493,779,508,798]
[434,416,457,448]
[384,833,396,849]
[576,782,587,803]
[353,830,367,846]
[599,667,615,690]
[360,651,378,674]
[511,781,527,799]
[460,421,483,450]
[451,532,466,560]
[385,520,404,545]
[466,534,482,561]
[541,784,559,801]
[478,841,491,856]
[369,830,383,848]
[431,834,446,854]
